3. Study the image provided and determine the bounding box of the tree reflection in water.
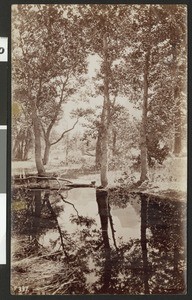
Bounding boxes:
[11,187,186,295]
[95,189,112,293]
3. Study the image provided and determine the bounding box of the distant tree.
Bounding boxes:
[12,101,33,161]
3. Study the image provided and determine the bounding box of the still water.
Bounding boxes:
[11,187,186,295]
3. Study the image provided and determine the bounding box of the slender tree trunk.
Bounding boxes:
[140,51,149,182]
[100,32,110,188]
[13,139,20,160]
[13,128,32,161]
[13,129,24,160]
[32,112,45,176]
[140,5,152,183]
[173,105,182,156]
[100,126,109,187]
[172,45,182,156]
[23,128,32,160]
[95,129,102,170]
[173,87,182,156]
[43,140,51,165]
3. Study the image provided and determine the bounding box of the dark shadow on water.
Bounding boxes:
[11,187,186,295]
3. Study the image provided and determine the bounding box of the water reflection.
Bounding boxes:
[11,187,186,295]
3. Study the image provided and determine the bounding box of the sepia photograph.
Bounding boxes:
[11,4,187,295]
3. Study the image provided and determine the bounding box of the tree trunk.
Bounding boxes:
[32,112,45,176]
[140,51,149,182]
[95,129,102,170]
[12,139,21,160]
[100,32,110,188]
[43,140,51,165]
[173,107,182,156]
[173,80,182,156]
[23,128,33,160]
[13,129,24,160]
[172,45,182,156]
[13,127,32,161]
[100,127,109,187]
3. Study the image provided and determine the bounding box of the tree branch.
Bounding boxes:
[50,118,79,146]
[46,75,70,137]
[58,193,80,217]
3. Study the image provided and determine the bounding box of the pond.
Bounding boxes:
[11,186,186,295]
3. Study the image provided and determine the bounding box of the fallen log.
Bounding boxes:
[66,182,96,188]
[14,176,73,184]
[15,181,96,190]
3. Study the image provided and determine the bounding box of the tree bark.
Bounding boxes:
[100,32,110,188]
[95,129,102,170]
[13,128,32,161]
[173,103,182,156]
[13,129,24,160]
[43,140,51,165]
[140,5,153,183]
[171,38,183,156]
[23,127,33,160]
[32,111,45,176]
[172,47,182,156]
[140,50,149,182]
[100,126,109,188]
